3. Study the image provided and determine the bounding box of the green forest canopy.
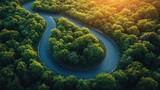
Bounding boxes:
[49,17,105,68]
[1,0,160,90]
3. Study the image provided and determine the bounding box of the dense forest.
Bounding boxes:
[1,0,160,90]
[49,17,105,69]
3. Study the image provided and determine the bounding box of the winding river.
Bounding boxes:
[22,1,119,78]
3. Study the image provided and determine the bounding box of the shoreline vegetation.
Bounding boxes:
[1,0,160,90]
[49,17,106,70]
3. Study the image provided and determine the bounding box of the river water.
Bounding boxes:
[22,1,119,78]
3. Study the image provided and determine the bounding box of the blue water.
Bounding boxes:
[22,1,119,78]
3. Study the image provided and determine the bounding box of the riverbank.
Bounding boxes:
[22,1,119,78]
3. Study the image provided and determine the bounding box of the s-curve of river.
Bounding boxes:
[22,1,119,78]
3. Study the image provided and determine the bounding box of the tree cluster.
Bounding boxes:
[32,0,160,89]
[49,17,105,68]
[1,0,160,90]
[0,0,48,89]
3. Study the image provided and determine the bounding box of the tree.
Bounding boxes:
[29,60,44,79]
[112,70,128,90]
[123,35,138,50]
[144,52,156,68]
[0,29,19,42]
[68,52,80,65]
[22,49,37,60]
[4,16,18,29]
[140,32,159,45]
[76,79,90,90]
[51,28,62,39]
[127,26,140,35]
[113,30,128,49]
[53,75,65,90]
[73,31,84,38]
[137,19,156,32]
[125,61,150,89]
[37,83,50,90]
[112,24,124,32]
[6,77,23,90]
[64,75,78,90]
[54,49,69,62]
[118,54,133,69]
[142,41,155,52]
[41,70,55,89]
[145,6,159,19]
[125,43,148,60]
[16,61,27,75]
[5,40,20,51]
[0,50,15,66]
[81,27,90,34]
[83,44,105,63]
[63,34,73,43]
[137,77,158,90]
[0,66,23,90]
[93,73,116,90]
[73,34,99,50]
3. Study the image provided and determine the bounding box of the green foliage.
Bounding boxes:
[53,75,65,90]
[64,75,78,90]
[16,61,27,75]
[127,26,140,35]
[1,0,160,90]
[49,17,105,68]
[126,43,148,60]
[93,73,116,90]
[125,61,150,89]
[0,0,46,89]
[76,79,90,90]
[0,29,19,42]
[112,70,128,90]
[0,49,15,66]
[29,60,44,79]
[137,77,158,90]
[137,19,157,32]
[37,83,50,90]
